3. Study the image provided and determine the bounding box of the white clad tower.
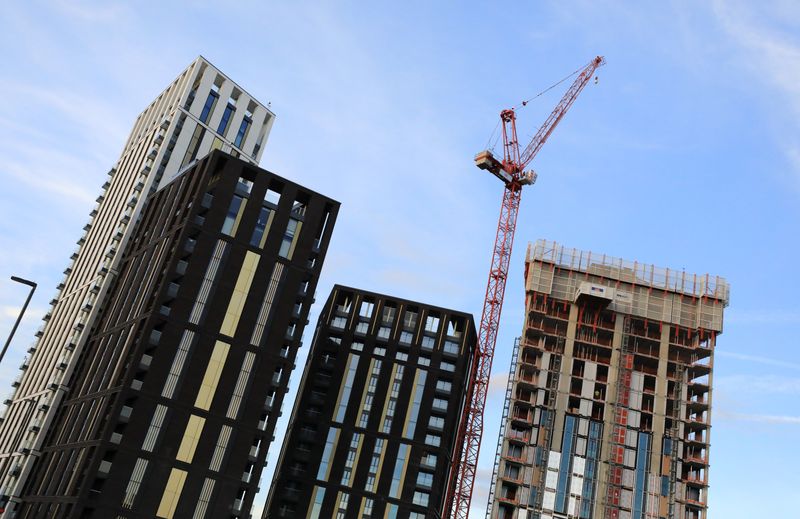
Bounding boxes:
[0,56,274,516]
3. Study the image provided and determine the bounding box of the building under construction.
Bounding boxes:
[486,239,728,519]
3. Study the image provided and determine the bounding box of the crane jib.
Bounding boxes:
[445,55,606,519]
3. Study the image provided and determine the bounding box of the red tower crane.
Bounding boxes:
[445,55,606,519]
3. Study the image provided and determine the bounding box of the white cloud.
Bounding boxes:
[716,350,800,371]
[712,0,800,180]
[717,410,800,424]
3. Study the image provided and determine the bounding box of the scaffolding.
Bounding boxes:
[526,240,729,333]
[533,344,563,514]
[668,365,686,519]
[604,316,633,519]
[485,337,521,518]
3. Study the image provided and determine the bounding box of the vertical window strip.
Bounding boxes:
[156,468,188,519]
[556,415,577,513]
[336,492,350,518]
[358,360,382,428]
[380,365,404,433]
[142,405,168,452]
[250,263,285,346]
[226,352,256,419]
[278,218,302,259]
[220,251,260,337]
[633,432,651,519]
[308,486,326,519]
[209,425,232,471]
[192,478,216,519]
[189,241,228,324]
[389,443,410,499]
[121,458,148,509]
[341,433,362,487]
[365,438,384,493]
[334,355,360,423]
[404,370,428,439]
[163,330,196,398]
[221,195,247,236]
[317,427,340,481]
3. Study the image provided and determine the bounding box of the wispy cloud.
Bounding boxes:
[717,410,800,425]
[726,308,800,325]
[717,350,800,370]
[716,373,800,394]
[712,0,800,182]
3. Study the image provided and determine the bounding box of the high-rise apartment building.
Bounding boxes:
[0,57,274,514]
[487,240,728,519]
[14,151,338,518]
[264,286,477,519]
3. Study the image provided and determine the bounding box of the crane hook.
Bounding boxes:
[594,76,599,85]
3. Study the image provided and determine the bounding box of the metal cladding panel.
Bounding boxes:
[548,451,561,470]
[545,470,558,490]
[573,456,586,475]
[542,491,556,511]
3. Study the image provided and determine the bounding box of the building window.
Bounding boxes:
[424,434,441,447]
[359,301,374,318]
[420,452,437,469]
[396,352,409,362]
[181,125,205,167]
[377,326,391,340]
[359,360,382,427]
[436,380,452,393]
[365,438,384,492]
[403,310,418,329]
[404,370,428,439]
[278,218,302,259]
[417,356,429,366]
[199,88,219,123]
[234,111,252,148]
[441,361,456,372]
[443,340,460,355]
[424,315,440,333]
[341,433,361,486]
[428,416,445,430]
[381,305,397,323]
[389,444,410,498]
[336,492,350,518]
[221,195,246,236]
[412,491,430,507]
[331,316,347,329]
[335,354,360,422]
[399,331,413,344]
[374,347,386,357]
[351,341,363,352]
[317,428,339,480]
[432,398,448,412]
[421,336,435,350]
[250,207,273,248]
[217,100,236,136]
[382,365,404,433]
[308,486,326,519]
[416,471,434,488]
[355,322,369,335]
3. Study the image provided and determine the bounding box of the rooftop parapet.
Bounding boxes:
[528,239,730,306]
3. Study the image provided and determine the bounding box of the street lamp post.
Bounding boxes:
[1,276,38,367]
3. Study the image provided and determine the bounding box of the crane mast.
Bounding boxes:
[445,56,605,519]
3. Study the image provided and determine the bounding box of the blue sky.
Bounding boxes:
[1,1,799,517]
